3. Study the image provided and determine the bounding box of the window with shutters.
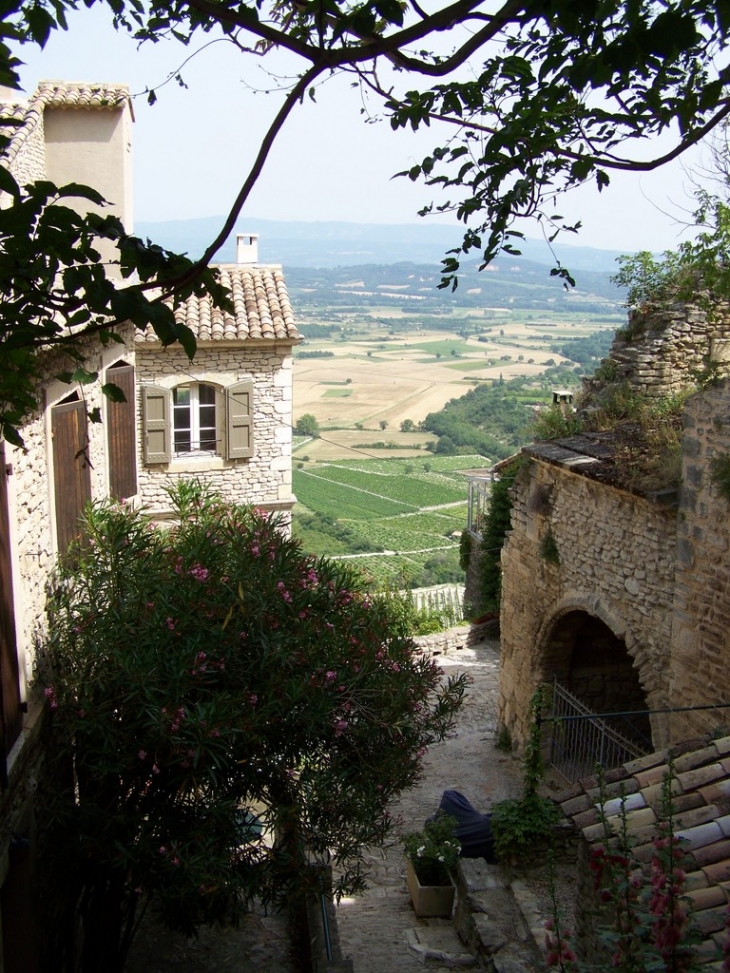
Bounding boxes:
[142,380,254,465]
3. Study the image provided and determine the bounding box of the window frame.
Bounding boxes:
[172,382,219,457]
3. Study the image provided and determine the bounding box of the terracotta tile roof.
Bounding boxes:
[136,265,301,344]
[556,734,730,967]
[0,81,132,166]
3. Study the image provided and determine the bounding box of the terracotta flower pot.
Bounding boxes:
[405,860,456,917]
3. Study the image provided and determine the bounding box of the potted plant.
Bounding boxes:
[403,813,460,917]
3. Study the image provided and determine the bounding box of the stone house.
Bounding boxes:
[135,234,299,521]
[496,303,730,761]
[0,81,299,970]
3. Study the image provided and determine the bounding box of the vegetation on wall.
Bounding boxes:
[539,528,561,566]
[710,453,730,503]
[478,460,522,614]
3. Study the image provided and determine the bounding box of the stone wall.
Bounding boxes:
[498,459,677,749]
[585,304,730,401]
[135,341,294,526]
[668,378,730,738]
[6,104,46,187]
[414,619,496,658]
[462,535,484,619]
[8,328,136,686]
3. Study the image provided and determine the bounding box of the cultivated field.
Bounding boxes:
[292,315,614,460]
[292,455,485,588]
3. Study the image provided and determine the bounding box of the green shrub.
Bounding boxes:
[459,530,472,572]
[492,687,558,862]
[531,404,582,441]
[41,484,467,970]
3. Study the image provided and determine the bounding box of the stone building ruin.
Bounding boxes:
[496,302,730,761]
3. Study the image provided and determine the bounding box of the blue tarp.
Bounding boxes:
[431,790,496,863]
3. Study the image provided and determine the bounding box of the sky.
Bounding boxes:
[13,4,710,255]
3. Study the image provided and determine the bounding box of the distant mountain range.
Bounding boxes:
[134,215,632,275]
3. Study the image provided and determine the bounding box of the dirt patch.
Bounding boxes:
[126,905,295,973]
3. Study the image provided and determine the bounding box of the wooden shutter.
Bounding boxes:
[226,381,254,459]
[52,398,92,555]
[106,363,137,499]
[0,443,22,769]
[142,385,171,464]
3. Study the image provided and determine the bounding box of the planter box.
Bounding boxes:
[406,860,456,918]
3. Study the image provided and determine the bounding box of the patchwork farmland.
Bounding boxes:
[292,455,487,588]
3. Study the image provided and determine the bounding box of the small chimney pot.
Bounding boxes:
[236,233,259,265]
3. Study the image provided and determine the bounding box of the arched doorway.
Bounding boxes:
[542,610,652,750]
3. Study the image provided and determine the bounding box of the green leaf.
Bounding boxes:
[69,368,98,385]
[0,166,19,199]
[23,3,55,47]
[101,383,127,404]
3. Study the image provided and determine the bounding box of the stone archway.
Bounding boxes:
[539,607,652,750]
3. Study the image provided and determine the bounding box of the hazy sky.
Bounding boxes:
[14,5,709,254]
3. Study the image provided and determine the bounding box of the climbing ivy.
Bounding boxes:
[479,460,522,614]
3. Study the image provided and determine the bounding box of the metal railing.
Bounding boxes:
[548,680,651,784]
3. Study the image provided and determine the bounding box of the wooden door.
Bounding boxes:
[52,398,92,554]
[0,443,22,767]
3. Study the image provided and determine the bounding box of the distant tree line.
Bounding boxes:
[422,367,581,457]
[551,328,615,364]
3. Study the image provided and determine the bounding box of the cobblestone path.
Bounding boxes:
[334,635,524,972]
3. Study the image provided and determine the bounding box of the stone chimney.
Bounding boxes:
[552,389,574,415]
[236,233,259,264]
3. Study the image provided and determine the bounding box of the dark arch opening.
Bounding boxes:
[544,610,652,749]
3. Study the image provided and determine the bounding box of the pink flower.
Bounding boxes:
[152,764,160,775]
[325,670,337,682]
[159,846,167,855]
[166,617,176,631]
[189,564,209,582]
[138,750,147,761]
[334,719,349,736]
[248,693,258,705]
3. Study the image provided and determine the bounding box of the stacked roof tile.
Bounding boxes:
[0,81,132,167]
[136,265,300,344]
[557,735,730,969]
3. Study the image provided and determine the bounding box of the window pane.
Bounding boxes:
[174,431,192,452]
[199,405,216,428]
[199,384,216,405]
[173,386,191,407]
